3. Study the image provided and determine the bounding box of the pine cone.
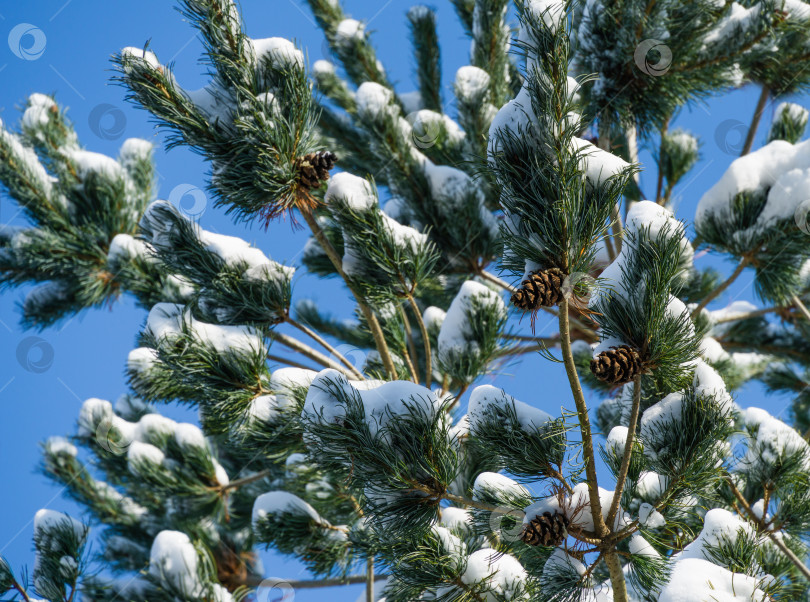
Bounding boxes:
[511,267,566,311]
[520,511,570,547]
[590,345,643,385]
[295,151,337,190]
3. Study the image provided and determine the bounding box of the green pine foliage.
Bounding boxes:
[3,0,810,601]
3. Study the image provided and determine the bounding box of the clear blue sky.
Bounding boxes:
[0,1,806,600]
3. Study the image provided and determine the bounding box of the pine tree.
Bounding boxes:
[3,0,810,600]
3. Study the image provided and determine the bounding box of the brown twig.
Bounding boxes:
[690,256,750,318]
[284,315,364,379]
[726,475,810,580]
[606,375,642,528]
[299,208,397,378]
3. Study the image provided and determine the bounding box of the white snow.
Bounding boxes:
[569,137,631,185]
[121,46,162,70]
[773,101,809,127]
[675,508,753,563]
[356,82,393,120]
[252,491,323,525]
[173,423,208,450]
[108,233,151,264]
[312,59,335,76]
[606,426,628,456]
[638,502,666,528]
[199,229,283,272]
[455,66,491,101]
[149,531,203,597]
[440,507,472,533]
[660,558,766,601]
[740,406,810,469]
[0,125,54,200]
[63,148,124,181]
[128,347,159,374]
[325,172,378,211]
[45,436,77,457]
[127,441,165,468]
[78,397,114,437]
[119,137,153,163]
[472,472,530,501]
[524,482,625,532]
[422,306,446,331]
[628,534,659,558]
[695,138,810,229]
[488,85,535,159]
[523,0,566,34]
[591,201,692,308]
[460,549,526,600]
[702,3,761,46]
[34,509,85,540]
[249,37,304,70]
[145,302,264,355]
[431,525,466,559]
[468,384,553,432]
[335,19,365,46]
[134,413,177,443]
[22,93,56,129]
[304,369,439,437]
[438,281,505,359]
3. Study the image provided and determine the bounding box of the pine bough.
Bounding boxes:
[2,0,810,600]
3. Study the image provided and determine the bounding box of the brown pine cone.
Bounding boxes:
[590,344,643,385]
[295,151,337,190]
[511,267,566,311]
[520,511,570,547]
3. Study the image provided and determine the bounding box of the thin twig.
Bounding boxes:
[740,86,769,157]
[690,256,750,318]
[11,579,32,602]
[726,475,810,580]
[366,556,375,602]
[398,305,420,384]
[712,305,781,324]
[478,269,516,293]
[408,294,433,388]
[285,316,364,379]
[269,331,356,378]
[266,353,320,372]
[606,375,642,529]
[240,574,390,589]
[655,117,670,205]
[217,469,273,492]
[300,209,397,378]
[559,298,608,538]
[791,294,810,323]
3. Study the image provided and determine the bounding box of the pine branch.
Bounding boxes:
[217,469,273,493]
[284,315,364,379]
[299,208,397,378]
[266,353,320,372]
[269,330,356,377]
[399,305,420,384]
[726,475,810,580]
[365,556,374,602]
[606,374,642,528]
[655,117,671,205]
[691,256,750,318]
[559,298,607,537]
[792,294,810,323]
[740,86,770,157]
[407,295,432,388]
[240,573,390,588]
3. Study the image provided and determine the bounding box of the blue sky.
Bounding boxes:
[0,1,807,601]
